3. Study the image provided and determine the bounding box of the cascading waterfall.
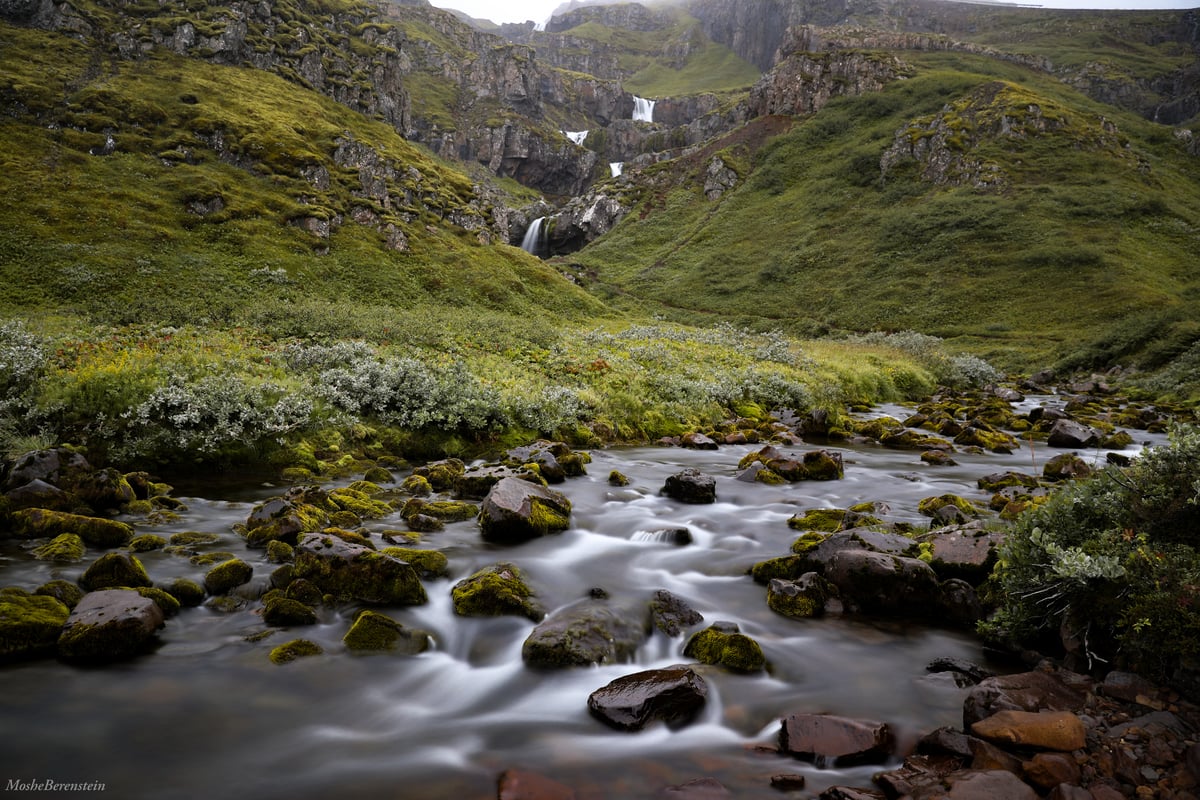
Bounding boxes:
[520,216,547,257]
[563,130,589,146]
[632,96,655,122]
[610,162,624,178]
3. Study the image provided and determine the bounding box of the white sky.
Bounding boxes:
[428,1,1198,27]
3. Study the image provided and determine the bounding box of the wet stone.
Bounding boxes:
[587,664,708,732]
[58,589,164,662]
[661,468,716,504]
[778,712,894,766]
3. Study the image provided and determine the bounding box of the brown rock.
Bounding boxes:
[1023,752,1082,788]
[964,670,1086,726]
[587,665,708,732]
[971,710,1087,752]
[1046,786,1092,800]
[1089,785,1125,800]
[970,738,1025,774]
[935,770,1038,799]
[659,777,730,797]
[779,712,893,766]
[497,768,576,800]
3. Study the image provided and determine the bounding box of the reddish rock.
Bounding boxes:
[931,769,1037,799]
[971,710,1087,752]
[779,712,893,766]
[964,670,1086,726]
[1023,752,1082,788]
[659,777,730,797]
[57,589,164,662]
[497,768,575,800]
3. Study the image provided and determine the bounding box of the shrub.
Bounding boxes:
[984,425,1200,687]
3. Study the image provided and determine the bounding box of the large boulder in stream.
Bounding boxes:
[0,588,70,660]
[661,468,716,504]
[10,508,133,547]
[293,533,427,606]
[779,712,894,766]
[57,588,165,662]
[479,477,572,544]
[522,599,649,668]
[587,665,709,732]
[1046,418,1101,449]
[683,623,766,673]
[825,549,944,617]
[451,562,543,621]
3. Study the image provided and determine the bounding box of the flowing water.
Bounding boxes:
[632,97,655,123]
[0,400,1165,799]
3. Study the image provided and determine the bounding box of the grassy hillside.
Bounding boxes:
[569,50,1200,373]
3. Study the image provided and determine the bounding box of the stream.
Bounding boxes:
[0,400,1165,799]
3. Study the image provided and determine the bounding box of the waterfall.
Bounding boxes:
[610,162,624,178]
[520,217,546,257]
[632,96,655,123]
[563,130,588,146]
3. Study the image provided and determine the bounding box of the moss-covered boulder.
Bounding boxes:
[648,589,703,636]
[767,573,838,619]
[11,508,133,547]
[203,558,254,595]
[327,486,393,520]
[683,624,766,673]
[738,445,844,482]
[976,471,1040,492]
[293,533,427,606]
[608,470,630,487]
[343,610,431,654]
[402,498,479,523]
[823,549,944,619]
[917,494,984,524]
[266,540,294,564]
[79,552,152,591]
[479,477,572,544]
[1042,453,1094,482]
[128,534,168,552]
[400,473,433,496]
[58,589,164,662]
[380,547,448,579]
[70,467,136,512]
[362,466,394,484]
[35,580,85,609]
[31,533,85,562]
[269,638,323,664]
[243,496,330,548]
[262,595,318,627]
[163,578,205,607]
[3,447,91,493]
[954,426,1019,453]
[0,588,70,660]
[451,562,543,621]
[411,458,465,493]
[522,600,650,668]
[135,586,181,617]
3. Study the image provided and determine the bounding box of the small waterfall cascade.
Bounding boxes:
[632,96,655,122]
[520,217,547,257]
[563,130,589,146]
[610,162,624,178]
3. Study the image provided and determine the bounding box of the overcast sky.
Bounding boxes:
[428,1,1199,27]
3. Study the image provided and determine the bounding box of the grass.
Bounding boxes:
[569,51,1200,372]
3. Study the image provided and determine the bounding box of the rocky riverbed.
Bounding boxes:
[0,382,1196,798]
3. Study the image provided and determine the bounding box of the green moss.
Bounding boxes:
[917,493,983,519]
[750,555,811,585]
[12,508,134,547]
[400,474,432,496]
[80,552,152,591]
[343,609,430,653]
[35,580,85,609]
[608,470,630,487]
[128,534,168,552]
[327,487,392,519]
[203,558,253,595]
[380,547,448,578]
[169,532,221,547]
[0,589,70,660]
[269,638,323,664]
[451,562,542,621]
[787,509,846,533]
[405,499,478,522]
[31,533,86,563]
[683,626,766,673]
[262,595,317,626]
[164,577,205,607]
[135,586,182,617]
[266,539,295,563]
[790,532,830,555]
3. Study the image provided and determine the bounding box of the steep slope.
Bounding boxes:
[0,17,605,335]
[568,43,1200,370]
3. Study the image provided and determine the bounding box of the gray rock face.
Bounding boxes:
[58,589,165,662]
[587,665,709,731]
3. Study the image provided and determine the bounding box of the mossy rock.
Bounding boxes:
[12,508,133,547]
[284,578,324,606]
[411,458,465,492]
[128,534,168,552]
[767,574,838,619]
[35,580,85,609]
[266,539,295,563]
[852,416,905,441]
[451,562,542,621]
[750,555,812,585]
[953,426,1018,454]
[380,547,449,579]
[343,610,431,654]
[79,552,152,591]
[329,510,363,529]
[262,595,317,627]
[479,478,572,544]
[244,497,330,548]
[754,467,787,485]
[269,638,323,664]
[169,532,221,547]
[190,551,235,567]
[361,467,394,484]
[921,450,958,466]
[57,589,164,663]
[203,558,254,595]
[608,470,630,487]
[400,474,432,496]
[163,578,205,607]
[1101,430,1134,450]
[787,509,846,533]
[405,513,444,533]
[31,533,85,563]
[683,625,766,673]
[917,494,983,520]
[1042,453,1094,482]
[294,533,427,606]
[135,586,182,617]
[0,588,70,660]
[791,532,830,555]
[976,471,1040,492]
[328,487,392,519]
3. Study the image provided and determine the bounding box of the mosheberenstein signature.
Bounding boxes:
[6,780,106,792]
